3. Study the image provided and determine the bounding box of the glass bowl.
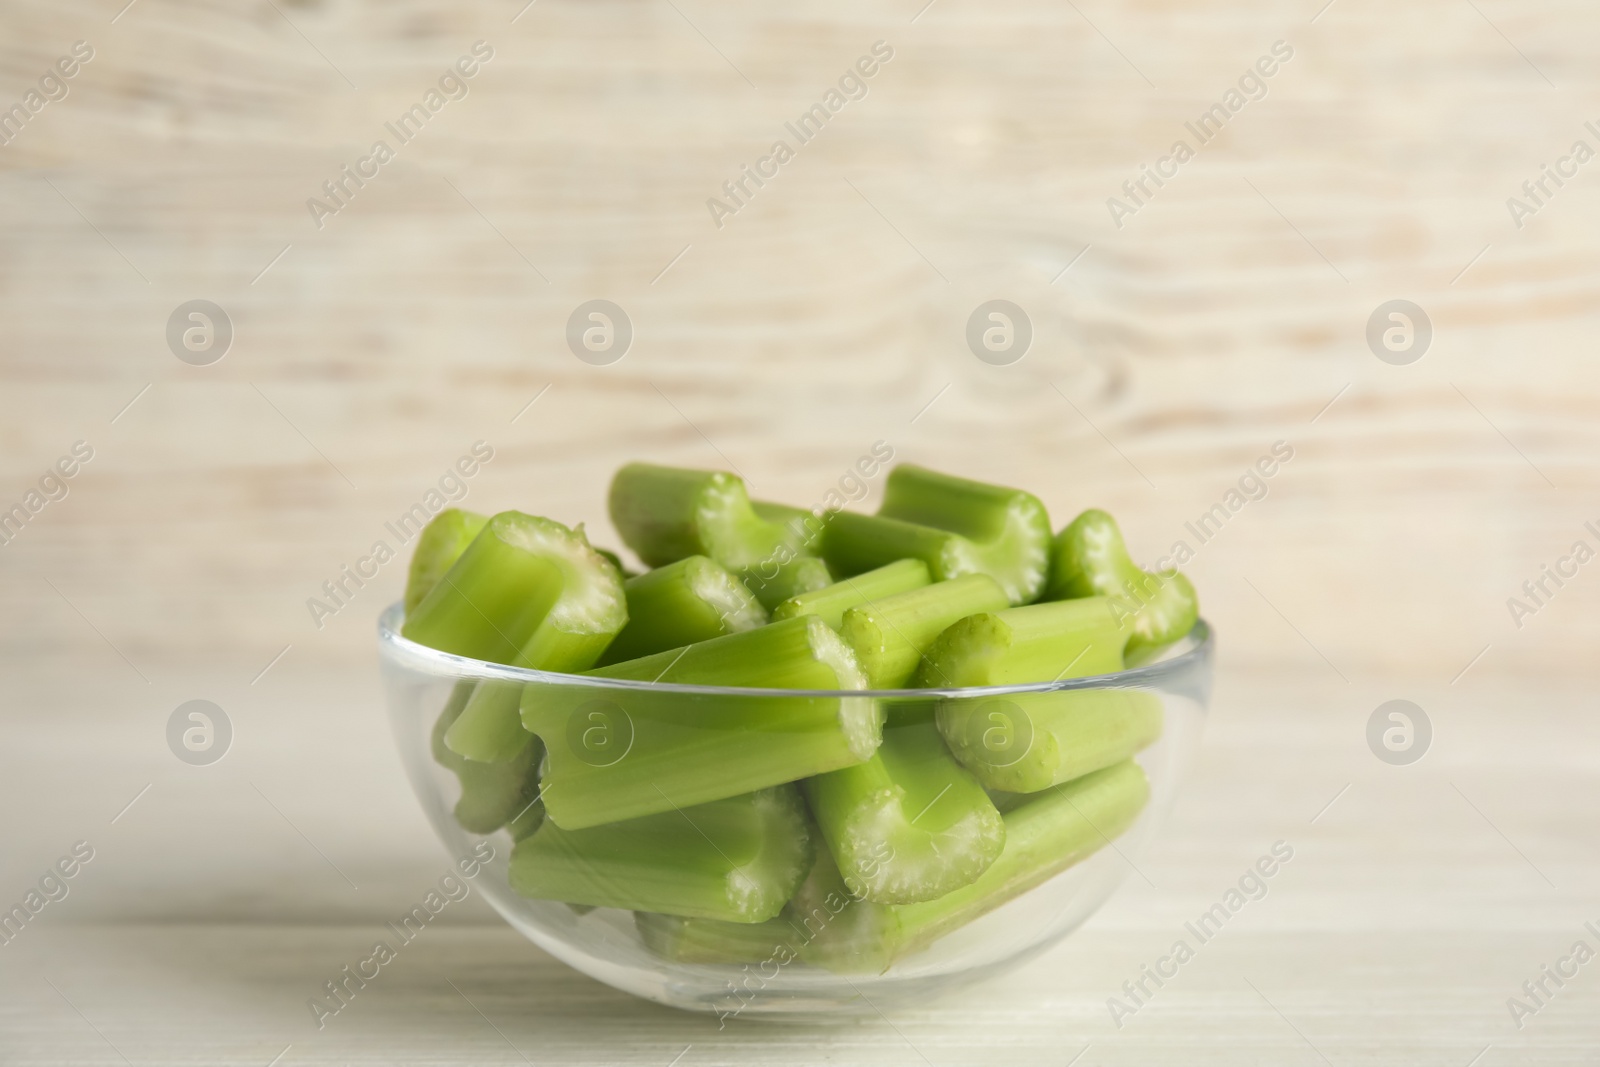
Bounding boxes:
[378,602,1212,1016]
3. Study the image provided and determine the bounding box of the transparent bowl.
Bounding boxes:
[378,602,1212,1016]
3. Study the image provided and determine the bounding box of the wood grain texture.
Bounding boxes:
[1,1,1598,1059]
[0,0,1596,690]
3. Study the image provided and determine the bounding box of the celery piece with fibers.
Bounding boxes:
[772,559,931,630]
[821,466,1051,606]
[402,511,627,669]
[597,555,767,666]
[508,786,814,923]
[431,683,543,836]
[936,687,1163,794]
[608,463,807,570]
[635,911,805,964]
[1046,509,1198,659]
[839,574,1010,689]
[794,759,1150,972]
[404,509,488,616]
[803,720,1005,904]
[740,556,833,612]
[522,615,882,829]
[914,597,1125,689]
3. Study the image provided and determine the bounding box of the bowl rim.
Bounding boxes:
[377,602,1213,699]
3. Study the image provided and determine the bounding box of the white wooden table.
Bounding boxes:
[3,668,1596,1064]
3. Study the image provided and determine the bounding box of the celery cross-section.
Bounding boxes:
[597,555,767,666]
[793,759,1150,972]
[840,574,1010,689]
[803,720,1005,904]
[821,465,1051,606]
[1046,509,1198,659]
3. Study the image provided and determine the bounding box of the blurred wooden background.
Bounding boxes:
[2,1,1599,1061]
[2,0,1596,688]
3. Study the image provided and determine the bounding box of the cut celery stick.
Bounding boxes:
[443,680,534,763]
[404,509,488,615]
[597,556,767,666]
[608,463,805,570]
[431,683,543,836]
[508,786,814,923]
[821,466,1052,606]
[936,687,1163,793]
[914,597,1125,688]
[751,500,828,553]
[839,574,1010,689]
[803,720,1005,904]
[402,512,627,670]
[522,616,882,829]
[772,559,931,630]
[1046,509,1198,658]
[740,556,833,612]
[635,911,805,964]
[794,759,1150,972]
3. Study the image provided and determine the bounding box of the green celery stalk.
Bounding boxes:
[751,500,829,553]
[913,597,1125,688]
[431,682,543,836]
[1046,509,1198,659]
[839,574,1010,689]
[522,616,882,829]
[508,786,815,923]
[793,759,1150,972]
[740,556,833,612]
[607,463,805,570]
[936,687,1163,793]
[597,555,767,666]
[772,559,931,630]
[404,509,488,615]
[821,466,1052,606]
[443,680,534,763]
[802,720,1005,904]
[635,911,805,964]
[402,511,627,669]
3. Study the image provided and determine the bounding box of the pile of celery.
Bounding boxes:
[400,463,1198,972]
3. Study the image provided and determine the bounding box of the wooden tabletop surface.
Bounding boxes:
[2,0,1597,1061]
